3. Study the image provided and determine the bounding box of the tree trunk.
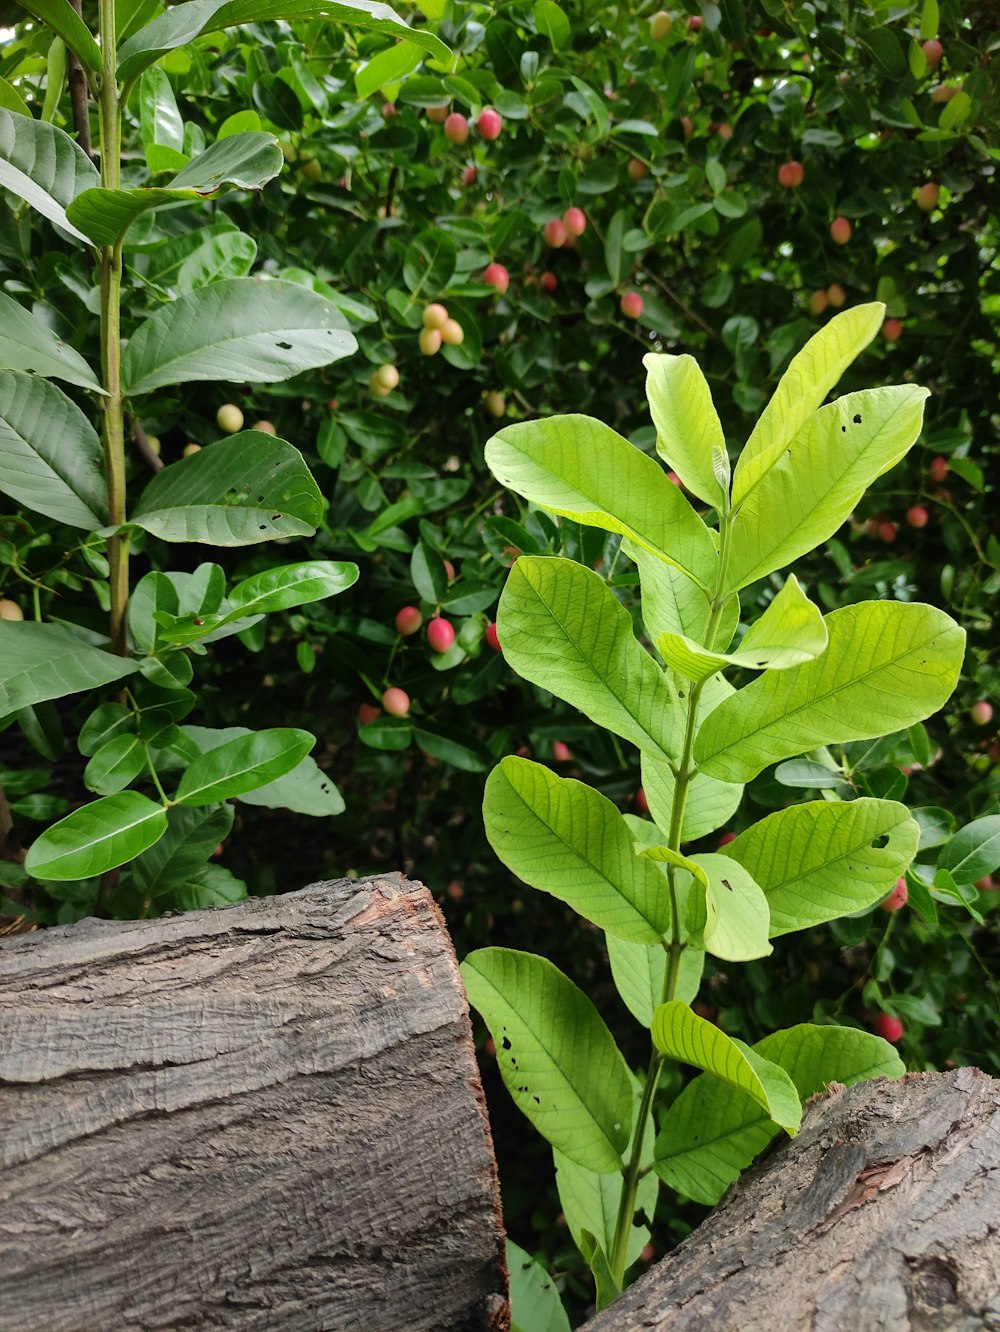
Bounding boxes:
[582,1066,1000,1332]
[0,875,509,1332]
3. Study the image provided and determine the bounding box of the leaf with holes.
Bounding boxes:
[130,433,323,544]
[684,853,773,961]
[695,601,965,784]
[174,727,315,805]
[720,798,919,935]
[180,725,345,816]
[462,947,633,1172]
[121,278,356,395]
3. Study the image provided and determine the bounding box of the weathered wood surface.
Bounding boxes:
[582,1066,1000,1332]
[0,875,508,1332]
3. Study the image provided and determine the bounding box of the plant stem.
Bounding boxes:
[608,513,735,1286]
[97,0,129,655]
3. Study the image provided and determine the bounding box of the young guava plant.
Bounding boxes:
[461,304,966,1311]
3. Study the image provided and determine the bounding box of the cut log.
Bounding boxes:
[0,875,509,1332]
[582,1066,1000,1332]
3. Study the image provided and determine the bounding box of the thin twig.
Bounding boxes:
[67,0,94,161]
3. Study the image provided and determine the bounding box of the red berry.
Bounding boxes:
[543,218,568,248]
[357,703,381,725]
[540,271,558,293]
[687,14,703,30]
[878,521,898,544]
[971,701,994,727]
[562,206,587,237]
[381,687,410,718]
[906,505,929,529]
[395,606,423,636]
[444,113,469,145]
[718,830,737,847]
[426,617,455,653]
[916,181,939,211]
[552,740,572,762]
[620,290,644,319]
[922,38,943,68]
[928,456,949,483]
[830,216,852,245]
[880,879,908,912]
[634,787,649,815]
[462,164,478,186]
[873,1013,904,1043]
[485,622,501,652]
[667,470,682,487]
[443,558,456,581]
[483,262,509,294]
[882,318,903,343]
[477,107,502,141]
[778,160,804,188]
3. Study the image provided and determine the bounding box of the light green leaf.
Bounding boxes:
[68,134,284,247]
[0,291,102,392]
[355,39,425,98]
[696,601,965,784]
[651,1000,801,1134]
[485,416,718,588]
[174,727,315,805]
[578,1231,622,1312]
[642,675,743,841]
[226,560,359,618]
[130,432,323,545]
[732,303,884,505]
[627,538,741,654]
[0,107,99,243]
[728,386,930,589]
[0,622,139,714]
[534,0,571,49]
[121,278,356,395]
[13,0,101,72]
[606,933,704,1027]
[722,798,919,935]
[655,1023,904,1204]
[462,947,633,1172]
[484,757,672,943]
[131,803,235,896]
[507,1240,571,1332]
[938,816,1000,886]
[0,371,106,527]
[498,556,684,763]
[658,575,827,683]
[117,0,450,85]
[180,725,345,816]
[684,852,772,961]
[25,792,168,880]
[0,76,31,118]
[139,65,184,153]
[83,734,146,795]
[643,352,728,509]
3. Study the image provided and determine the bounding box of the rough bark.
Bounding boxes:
[582,1066,1000,1332]
[0,875,508,1332]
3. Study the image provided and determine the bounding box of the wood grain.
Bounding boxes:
[0,875,508,1332]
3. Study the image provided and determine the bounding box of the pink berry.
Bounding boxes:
[540,271,558,293]
[971,701,994,727]
[483,262,509,294]
[874,1013,904,1043]
[880,879,908,912]
[553,740,572,762]
[562,206,587,237]
[426,104,449,124]
[922,38,943,67]
[878,521,898,544]
[444,113,469,145]
[916,181,939,211]
[427,617,455,653]
[462,164,477,186]
[543,218,568,248]
[634,788,649,815]
[667,470,682,486]
[830,216,853,245]
[627,158,648,180]
[718,830,737,847]
[477,107,502,141]
[357,703,381,725]
[906,505,929,528]
[882,318,903,342]
[443,558,456,581]
[395,606,423,636]
[381,687,410,717]
[620,290,644,319]
[928,455,949,483]
[485,622,501,652]
[778,160,804,188]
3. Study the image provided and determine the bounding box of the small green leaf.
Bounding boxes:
[643,352,729,509]
[658,575,827,683]
[732,303,885,505]
[506,1239,571,1332]
[172,862,248,910]
[462,947,633,1172]
[485,415,718,589]
[0,370,107,527]
[0,107,100,243]
[355,39,425,98]
[121,278,356,395]
[685,853,772,961]
[174,727,315,805]
[131,433,323,545]
[83,734,146,795]
[498,557,684,763]
[722,798,920,935]
[131,803,235,895]
[25,792,168,880]
[484,757,672,943]
[696,602,965,784]
[627,539,741,654]
[606,934,704,1027]
[938,816,1000,886]
[577,1231,622,1311]
[0,622,139,714]
[651,1001,801,1134]
[0,291,102,392]
[226,560,359,618]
